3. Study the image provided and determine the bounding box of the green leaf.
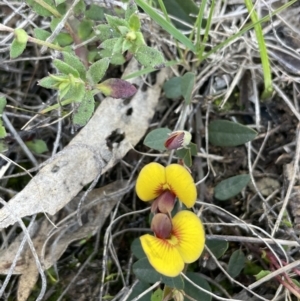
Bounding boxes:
[206,240,228,259]
[184,272,211,301]
[129,14,141,31]
[151,289,163,301]
[0,140,8,152]
[95,25,120,41]
[73,91,95,128]
[135,0,196,52]
[134,45,165,69]
[55,0,66,5]
[189,142,197,156]
[86,58,110,85]
[112,37,124,54]
[34,28,51,41]
[38,76,61,89]
[143,128,171,151]
[61,82,85,102]
[14,28,28,44]
[176,148,192,167]
[25,0,56,17]
[163,77,182,99]
[53,59,80,77]
[10,29,28,59]
[159,0,199,30]
[255,270,271,281]
[105,14,129,31]
[0,95,7,114]
[163,275,184,290]
[133,258,184,289]
[208,120,257,147]
[61,52,86,80]
[73,0,85,15]
[214,174,251,201]
[0,124,7,139]
[181,72,195,104]
[78,20,93,40]
[25,139,48,154]
[127,281,152,301]
[100,38,119,51]
[125,1,138,21]
[228,250,246,278]
[85,4,105,21]
[131,238,146,260]
[56,33,73,47]
[99,49,125,65]
[133,258,163,284]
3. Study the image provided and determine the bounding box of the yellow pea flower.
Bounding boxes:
[135,162,197,208]
[140,210,205,277]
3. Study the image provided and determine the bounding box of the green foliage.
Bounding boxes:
[184,273,211,301]
[131,238,146,260]
[143,128,171,151]
[176,147,193,167]
[206,240,228,259]
[33,28,51,41]
[85,4,104,21]
[255,270,271,280]
[163,73,195,103]
[181,72,195,104]
[73,91,95,128]
[214,174,251,201]
[133,258,184,289]
[0,95,7,139]
[127,281,152,301]
[151,289,163,301]
[134,45,165,69]
[135,0,196,52]
[10,29,28,59]
[94,2,165,69]
[86,58,110,85]
[26,0,56,17]
[157,0,198,30]
[163,77,182,99]
[227,250,246,278]
[25,139,49,154]
[209,120,257,147]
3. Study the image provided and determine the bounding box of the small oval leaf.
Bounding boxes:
[163,77,182,99]
[143,128,171,151]
[227,250,246,278]
[181,72,195,104]
[206,240,228,259]
[87,57,110,85]
[209,120,257,147]
[184,272,211,301]
[127,281,152,301]
[134,45,165,69]
[131,238,146,260]
[214,174,250,201]
[25,139,48,154]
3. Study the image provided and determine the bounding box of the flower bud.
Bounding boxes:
[151,190,176,214]
[164,131,192,150]
[173,290,184,301]
[151,213,172,239]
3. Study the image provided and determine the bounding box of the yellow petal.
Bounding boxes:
[165,164,197,208]
[172,210,205,263]
[136,163,166,202]
[140,234,184,277]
